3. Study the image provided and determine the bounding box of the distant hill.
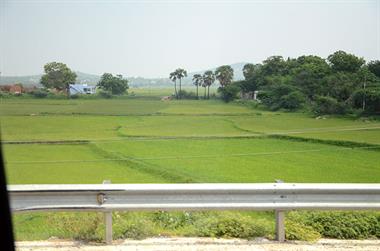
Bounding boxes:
[0,62,248,87]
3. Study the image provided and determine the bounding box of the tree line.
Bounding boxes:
[39,62,129,96]
[238,51,380,115]
[169,65,234,100]
[171,51,380,115]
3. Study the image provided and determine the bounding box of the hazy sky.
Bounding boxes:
[0,0,379,77]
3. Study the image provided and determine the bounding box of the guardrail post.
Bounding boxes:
[103,180,112,244]
[275,210,285,242]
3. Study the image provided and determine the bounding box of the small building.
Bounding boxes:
[69,84,96,95]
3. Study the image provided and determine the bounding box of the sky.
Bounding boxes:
[0,0,379,78]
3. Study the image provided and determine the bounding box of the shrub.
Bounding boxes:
[285,220,321,241]
[97,90,112,99]
[193,212,271,239]
[313,95,347,115]
[31,89,49,98]
[70,94,80,99]
[279,91,305,110]
[218,85,240,103]
[152,211,195,229]
[177,90,198,100]
[288,211,380,239]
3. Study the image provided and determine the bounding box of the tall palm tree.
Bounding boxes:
[203,70,215,99]
[169,71,178,99]
[175,68,187,99]
[192,74,203,99]
[215,65,234,88]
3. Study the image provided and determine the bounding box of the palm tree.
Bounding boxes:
[175,68,187,99]
[169,71,178,99]
[192,74,203,99]
[215,65,234,88]
[203,70,215,99]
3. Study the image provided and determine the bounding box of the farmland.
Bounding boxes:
[1,92,380,240]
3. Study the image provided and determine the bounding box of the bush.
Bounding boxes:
[113,212,154,240]
[353,88,380,114]
[285,220,321,241]
[70,94,80,99]
[218,85,240,103]
[288,211,380,239]
[279,91,305,110]
[31,89,49,98]
[313,95,347,115]
[258,84,305,111]
[193,212,271,239]
[177,90,198,100]
[97,90,112,99]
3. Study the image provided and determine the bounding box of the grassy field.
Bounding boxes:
[1,93,380,241]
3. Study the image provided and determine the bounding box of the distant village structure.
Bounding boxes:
[69,84,96,95]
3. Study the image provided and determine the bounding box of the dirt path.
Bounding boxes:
[16,237,380,251]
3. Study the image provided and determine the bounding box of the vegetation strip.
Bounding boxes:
[6,145,380,164]
[2,140,90,145]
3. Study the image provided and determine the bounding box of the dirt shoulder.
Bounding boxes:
[16,237,380,251]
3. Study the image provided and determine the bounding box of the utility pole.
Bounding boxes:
[362,74,366,111]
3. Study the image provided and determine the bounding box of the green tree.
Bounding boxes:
[203,70,215,99]
[169,71,178,99]
[192,74,203,99]
[215,65,234,88]
[367,60,380,78]
[261,56,287,76]
[175,68,187,99]
[40,62,77,94]
[327,50,365,73]
[97,73,129,95]
[218,84,240,103]
[291,56,330,100]
[242,63,256,80]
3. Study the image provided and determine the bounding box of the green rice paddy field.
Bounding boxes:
[1,93,380,241]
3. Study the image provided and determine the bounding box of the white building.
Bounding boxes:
[69,84,96,95]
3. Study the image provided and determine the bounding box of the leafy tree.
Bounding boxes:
[175,68,187,99]
[261,56,287,76]
[97,73,129,95]
[259,83,305,111]
[169,71,178,99]
[312,95,347,115]
[40,62,77,93]
[203,70,215,99]
[291,56,330,100]
[215,65,234,87]
[242,63,256,80]
[192,74,203,99]
[218,84,240,103]
[327,50,365,73]
[367,60,380,78]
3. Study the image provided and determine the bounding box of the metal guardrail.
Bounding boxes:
[8,183,380,243]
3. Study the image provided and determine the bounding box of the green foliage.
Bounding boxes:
[97,89,113,99]
[31,89,49,98]
[312,95,347,115]
[288,211,380,239]
[218,84,240,102]
[368,60,380,78]
[327,50,365,73]
[215,65,234,87]
[353,88,380,114]
[259,84,305,111]
[176,90,198,99]
[97,73,129,95]
[193,212,271,239]
[285,220,321,241]
[40,62,77,92]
